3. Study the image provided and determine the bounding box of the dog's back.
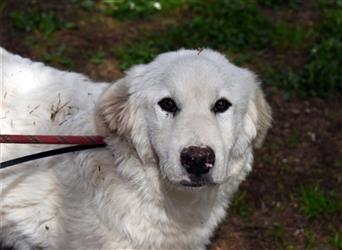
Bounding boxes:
[0,48,108,249]
[1,47,108,160]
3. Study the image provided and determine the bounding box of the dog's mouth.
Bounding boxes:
[179,180,212,187]
[179,175,216,188]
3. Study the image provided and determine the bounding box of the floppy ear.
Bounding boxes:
[95,68,154,163]
[95,79,133,139]
[232,85,272,158]
[232,85,271,158]
[249,86,272,148]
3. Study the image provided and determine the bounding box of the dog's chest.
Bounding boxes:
[102,189,227,249]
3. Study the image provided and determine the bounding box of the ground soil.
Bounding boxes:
[1,1,341,249]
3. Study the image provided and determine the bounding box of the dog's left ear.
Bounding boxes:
[230,83,272,158]
[249,86,272,148]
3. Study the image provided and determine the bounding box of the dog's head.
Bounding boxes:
[96,49,271,188]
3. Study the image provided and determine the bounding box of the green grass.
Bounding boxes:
[257,0,301,9]
[7,0,341,97]
[0,2,6,15]
[298,183,342,220]
[230,191,254,218]
[90,50,107,65]
[303,230,317,250]
[102,0,186,20]
[9,10,65,36]
[330,232,342,250]
[286,134,301,148]
[112,41,161,70]
[264,4,342,97]
[270,21,307,49]
[111,0,341,97]
[112,0,286,70]
[43,44,73,68]
[81,0,96,11]
[302,8,342,97]
[333,159,342,168]
[268,223,287,248]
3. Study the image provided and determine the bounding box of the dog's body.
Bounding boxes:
[0,48,271,249]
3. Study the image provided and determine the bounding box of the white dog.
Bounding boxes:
[0,47,271,249]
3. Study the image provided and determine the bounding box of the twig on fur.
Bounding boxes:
[29,104,40,115]
[50,94,70,121]
[58,118,70,126]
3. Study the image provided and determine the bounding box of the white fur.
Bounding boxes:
[0,47,271,249]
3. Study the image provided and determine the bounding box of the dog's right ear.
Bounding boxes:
[95,66,154,163]
[95,79,133,138]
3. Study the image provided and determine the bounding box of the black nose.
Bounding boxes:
[180,146,215,176]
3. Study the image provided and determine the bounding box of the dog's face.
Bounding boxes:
[97,49,271,188]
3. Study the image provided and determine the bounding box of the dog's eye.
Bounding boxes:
[213,98,231,113]
[158,98,178,113]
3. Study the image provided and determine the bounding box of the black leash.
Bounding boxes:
[0,144,106,169]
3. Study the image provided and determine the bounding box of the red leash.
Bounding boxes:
[0,134,105,145]
[0,134,106,168]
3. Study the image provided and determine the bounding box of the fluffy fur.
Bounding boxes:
[0,47,271,249]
